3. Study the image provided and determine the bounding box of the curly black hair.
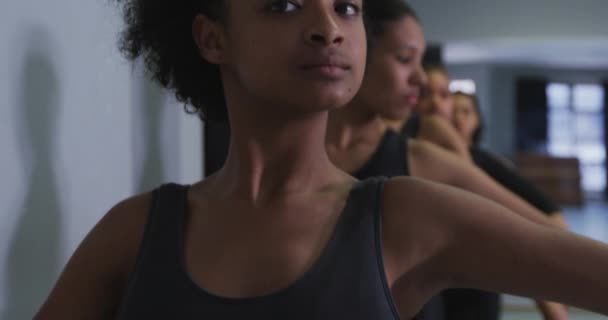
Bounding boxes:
[116,0,227,121]
[115,0,417,121]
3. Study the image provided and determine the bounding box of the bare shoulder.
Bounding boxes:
[407,138,465,184]
[420,114,457,133]
[418,115,471,159]
[382,176,467,238]
[76,191,154,274]
[34,191,154,319]
[407,137,449,161]
[380,177,457,275]
[98,191,153,253]
[380,176,520,281]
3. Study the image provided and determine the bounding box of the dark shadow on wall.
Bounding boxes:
[3,27,63,320]
[133,64,167,193]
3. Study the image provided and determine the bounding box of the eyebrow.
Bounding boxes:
[398,43,422,51]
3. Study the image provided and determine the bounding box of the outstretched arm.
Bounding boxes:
[409,140,571,318]
[537,301,569,320]
[408,139,556,227]
[382,178,608,318]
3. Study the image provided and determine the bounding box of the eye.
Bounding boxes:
[397,56,413,64]
[335,2,361,16]
[266,0,301,13]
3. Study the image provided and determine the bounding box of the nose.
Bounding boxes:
[408,65,427,98]
[430,96,442,113]
[304,8,344,47]
[412,65,428,87]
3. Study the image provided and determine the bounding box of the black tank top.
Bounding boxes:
[352,130,445,320]
[354,130,410,178]
[471,147,558,215]
[117,178,401,320]
[402,114,421,139]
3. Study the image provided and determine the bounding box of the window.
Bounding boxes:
[450,79,476,94]
[547,83,606,194]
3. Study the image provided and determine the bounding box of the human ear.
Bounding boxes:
[192,14,226,64]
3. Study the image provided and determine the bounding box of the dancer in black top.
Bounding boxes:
[417,66,567,223]
[453,91,561,215]
[351,129,445,320]
[36,1,608,319]
[416,66,569,319]
[326,2,568,318]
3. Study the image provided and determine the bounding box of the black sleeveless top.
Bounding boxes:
[354,130,410,178]
[352,130,445,320]
[470,147,558,215]
[117,178,401,320]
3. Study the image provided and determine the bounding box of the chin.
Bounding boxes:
[386,105,412,121]
[312,89,357,110]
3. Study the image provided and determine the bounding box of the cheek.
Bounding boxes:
[471,117,481,130]
[441,99,454,114]
[228,34,286,81]
[352,37,368,84]
[460,116,475,130]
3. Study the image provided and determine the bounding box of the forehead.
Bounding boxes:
[454,95,475,107]
[379,16,425,51]
[427,70,449,86]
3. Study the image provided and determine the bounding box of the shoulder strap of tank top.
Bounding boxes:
[138,183,190,271]
[365,177,402,319]
[385,130,409,176]
[402,113,421,138]
[118,183,190,310]
[402,135,411,176]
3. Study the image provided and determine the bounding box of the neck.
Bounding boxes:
[216,102,343,205]
[464,135,474,148]
[326,98,387,149]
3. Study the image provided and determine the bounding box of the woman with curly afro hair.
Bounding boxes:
[35,1,608,319]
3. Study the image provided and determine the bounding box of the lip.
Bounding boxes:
[298,56,351,80]
[406,93,419,106]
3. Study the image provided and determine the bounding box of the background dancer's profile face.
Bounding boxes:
[453,93,482,146]
[194,0,367,116]
[417,68,454,120]
[355,16,426,121]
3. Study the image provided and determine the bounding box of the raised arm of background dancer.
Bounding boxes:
[408,139,556,227]
[417,115,472,161]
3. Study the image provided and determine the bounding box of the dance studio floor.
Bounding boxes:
[502,200,608,319]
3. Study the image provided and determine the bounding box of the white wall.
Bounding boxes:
[409,0,608,43]
[0,1,202,319]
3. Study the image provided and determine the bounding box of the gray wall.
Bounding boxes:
[0,1,202,319]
